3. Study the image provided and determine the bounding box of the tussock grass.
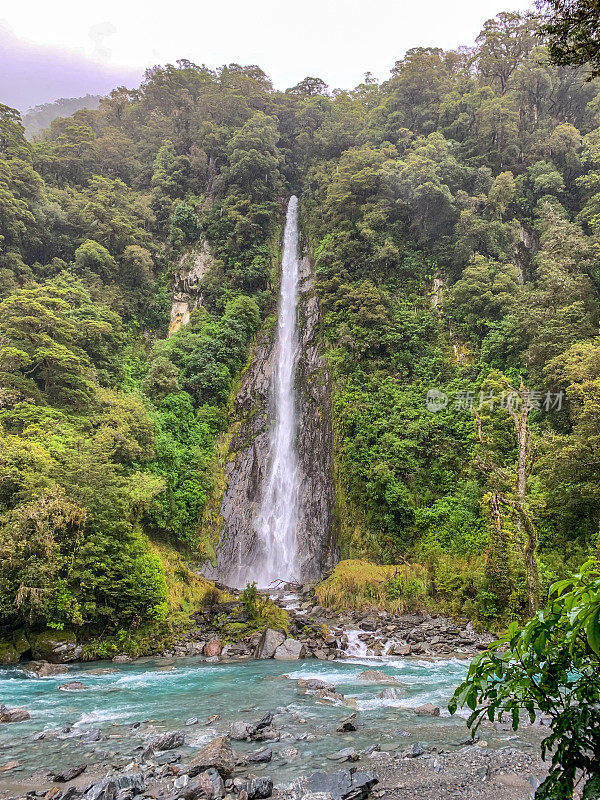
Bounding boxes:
[315,559,428,613]
[150,542,226,613]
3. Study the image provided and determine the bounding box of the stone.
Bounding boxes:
[281,747,299,760]
[254,629,286,659]
[297,678,335,692]
[379,688,404,700]
[32,630,79,663]
[59,682,88,691]
[273,639,305,660]
[152,731,185,751]
[112,655,133,663]
[204,767,225,798]
[248,777,273,799]
[0,761,19,772]
[248,747,272,763]
[54,764,87,782]
[407,743,424,758]
[81,729,101,743]
[359,618,378,632]
[12,628,30,656]
[188,736,234,779]
[326,748,359,762]
[0,642,19,665]
[186,717,199,726]
[23,660,68,678]
[358,670,399,684]
[229,721,256,740]
[306,769,378,800]
[388,643,411,656]
[179,772,216,800]
[85,772,144,800]
[203,639,222,658]
[336,713,357,732]
[0,704,31,723]
[414,703,440,716]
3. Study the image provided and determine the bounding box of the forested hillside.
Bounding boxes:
[2,10,600,643]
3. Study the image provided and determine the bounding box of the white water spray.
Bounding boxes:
[251,196,301,587]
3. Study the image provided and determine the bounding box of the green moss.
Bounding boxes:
[0,642,19,665]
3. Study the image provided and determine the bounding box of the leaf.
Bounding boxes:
[585,606,600,655]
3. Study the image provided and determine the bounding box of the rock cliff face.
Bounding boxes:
[169,240,213,335]
[204,255,337,587]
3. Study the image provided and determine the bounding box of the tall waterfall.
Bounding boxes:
[250,196,301,587]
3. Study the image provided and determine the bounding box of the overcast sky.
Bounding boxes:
[1,0,534,111]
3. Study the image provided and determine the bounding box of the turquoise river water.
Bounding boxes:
[0,655,535,787]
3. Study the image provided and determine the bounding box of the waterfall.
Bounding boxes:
[250,195,301,587]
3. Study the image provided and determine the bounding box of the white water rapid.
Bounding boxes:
[251,195,301,587]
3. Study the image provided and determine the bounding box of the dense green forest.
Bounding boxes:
[2,10,600,640]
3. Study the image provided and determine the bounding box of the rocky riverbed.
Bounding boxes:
[0,590,550,800]
[158,589,496,663]
[0,650,549,800]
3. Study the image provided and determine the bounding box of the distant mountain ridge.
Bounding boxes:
[22,95,103,138]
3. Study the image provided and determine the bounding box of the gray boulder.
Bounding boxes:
[229,721,256,740]
[32,630,80,663]
[414,702,440,716]
[188,736,234,778]
[85,771,145,800]
[54,764,87,782]
[273,638,305,660]
[0,704,31,723]
[23,660,68,678]
[379,688,404,700]
[305,770,378,800]
[254,629,286,659]
[152,731,185,751]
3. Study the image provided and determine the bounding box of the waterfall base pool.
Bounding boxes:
[0,655,540,793]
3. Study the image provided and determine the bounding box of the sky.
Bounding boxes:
[1,0,534,112]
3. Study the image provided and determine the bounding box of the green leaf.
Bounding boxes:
[586,607,600,655]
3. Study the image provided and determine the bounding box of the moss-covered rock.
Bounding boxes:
[32,630,79,663]
[12,629,30,656]
[0,642,19,665]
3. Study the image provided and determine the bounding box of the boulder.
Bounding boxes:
[85,771,145,800]
[112,654,133,663]
[388,643,411,656]
[54,764,87,782]
[229,721,256,741]
[414,702,440,716]
[245,777,273,799]
[12,629,30,656]
[358,670,399,684]
[326,748,359,762]
[203,639,222,658]
[0,642,19,665]
[178,772,215,800]
[359,618,378,632]
[248,747,272,763]
[59,682,88,691]
[188,736,234,778]
[0,761,19,773]
[254,629,286,659]
[336,713,357,732]
[297,678,336,692]
[305,769,378,800]
[23,660,69,678]
[379,687,404,700]
[152,731,185,751]
[273,638,305,660]
[32,630,79,663]
[0,705,31,723]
